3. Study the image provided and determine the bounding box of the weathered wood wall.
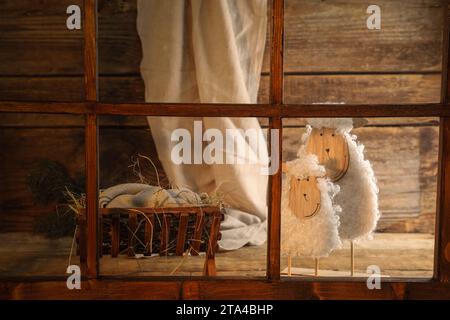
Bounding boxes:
[0,0,443,233]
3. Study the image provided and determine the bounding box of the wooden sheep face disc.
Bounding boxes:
[289,176,321,219]
[306,128,349,182]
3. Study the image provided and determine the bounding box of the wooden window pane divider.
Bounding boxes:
[1,101,450,118]
[435,0,450,283]
[266,0,284,280]
[84,0,99,279]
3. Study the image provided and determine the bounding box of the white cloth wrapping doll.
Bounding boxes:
[281,153,342,258]
[304,118,381,241]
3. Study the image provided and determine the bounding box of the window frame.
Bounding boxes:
[1,0,450,299]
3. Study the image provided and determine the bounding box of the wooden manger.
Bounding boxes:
[76,206,224,276]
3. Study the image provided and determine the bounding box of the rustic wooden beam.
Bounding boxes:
[84,0,99,278]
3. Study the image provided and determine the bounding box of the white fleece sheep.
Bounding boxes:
[281,153,342,258]
[304,118,381,241]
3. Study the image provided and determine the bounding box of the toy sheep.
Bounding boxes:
[301,118,380,275]
[281,152,342,275]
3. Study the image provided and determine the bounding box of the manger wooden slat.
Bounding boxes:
[191,212,206,256]
[203,214,222,276]
[127,211,137,257]
[175,213,189,256]
[144,214,154,256]
[110,214,120,257]
[160,214,171,257]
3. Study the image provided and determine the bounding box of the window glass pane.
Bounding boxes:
[0,1,85,102]
[98,0,271,104]
[0,113,84,277]
[281,117,438,278]
[98,116,269,277]
[283,0,443,104]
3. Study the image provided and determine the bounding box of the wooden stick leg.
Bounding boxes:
[287,255,292,277]
[315,258,319,277]
[350,240,355,277]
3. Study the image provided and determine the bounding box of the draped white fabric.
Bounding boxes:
[137,0,268,250]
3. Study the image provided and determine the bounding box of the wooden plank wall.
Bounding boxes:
[0,0,443,233]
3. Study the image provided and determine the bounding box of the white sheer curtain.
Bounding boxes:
[137,0,268,250]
